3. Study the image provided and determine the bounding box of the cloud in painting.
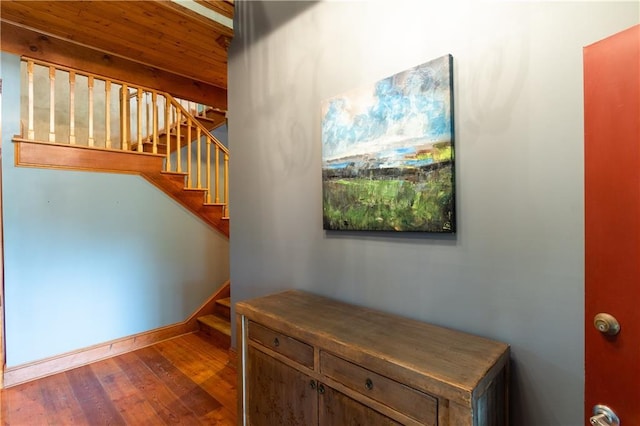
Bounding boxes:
[321,55,452,162]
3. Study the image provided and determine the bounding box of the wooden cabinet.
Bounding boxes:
[237,290,510,426]
[246,346,317,424]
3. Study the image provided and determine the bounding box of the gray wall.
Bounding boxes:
[228,2,638,425]
[1,52,230,366]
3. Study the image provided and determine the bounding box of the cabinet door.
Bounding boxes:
[246,346,317,425]
[318,384,402,426]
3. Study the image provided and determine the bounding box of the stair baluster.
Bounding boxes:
[48,66,55,143]
[206,137,211,203]
[176,108,182,173]
[88,76,94,147]
[165,98,172,171]
[105,80,111,149]
[214,144,220,204]
[121,84,128,150]
[69,71,76,145]
[27,60,35,140]
[196,126,202,189]
[152,91,159,154]
[136,88,143,152]
[187,117,193,187]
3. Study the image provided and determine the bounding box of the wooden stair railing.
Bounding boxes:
[15,57,229,236]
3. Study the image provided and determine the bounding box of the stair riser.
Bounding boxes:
[182,191,207,204]
[165,174,187,186]
[199,323,231,349]
[215,303,231,319]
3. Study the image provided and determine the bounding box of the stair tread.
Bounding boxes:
[216,297,231,309]
[160,171,188,176]
[192,115,216,122]
[197,314,231,336]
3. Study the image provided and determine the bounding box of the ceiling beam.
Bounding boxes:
[0,21,227,109]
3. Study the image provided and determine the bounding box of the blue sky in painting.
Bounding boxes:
[322,55,452,166]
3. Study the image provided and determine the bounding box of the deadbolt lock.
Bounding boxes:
[593,313,620,336]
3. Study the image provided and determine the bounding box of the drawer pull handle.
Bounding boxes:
[310,380,316,390]
[365,378,374,391]
[273,337,280,347]
[318,384,325,394]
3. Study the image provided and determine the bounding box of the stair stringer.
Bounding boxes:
[185,280,231,329]
[141,171,229,237]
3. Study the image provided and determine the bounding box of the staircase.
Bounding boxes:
[16,57,230,237]
[13,59,234,360]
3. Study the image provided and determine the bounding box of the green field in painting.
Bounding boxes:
[322,166,454,232]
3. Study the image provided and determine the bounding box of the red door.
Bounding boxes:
[585,24,640,425]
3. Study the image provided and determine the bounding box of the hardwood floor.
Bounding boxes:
[0,332,237,425]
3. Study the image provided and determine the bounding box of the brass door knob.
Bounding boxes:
[593,313,620,336]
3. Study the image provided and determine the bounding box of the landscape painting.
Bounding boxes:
[322,54,455,232]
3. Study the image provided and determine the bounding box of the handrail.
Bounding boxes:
[19,56,229,217]
[170,96,229,156]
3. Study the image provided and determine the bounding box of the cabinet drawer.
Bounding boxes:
[320,351,438,426]
[248,321,314,369]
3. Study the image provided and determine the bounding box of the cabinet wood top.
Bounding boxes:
[237,290,509,398]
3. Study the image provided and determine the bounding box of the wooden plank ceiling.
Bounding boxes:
[0,0,234,109]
